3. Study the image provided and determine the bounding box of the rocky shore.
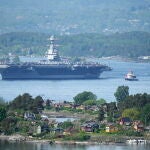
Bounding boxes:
[0,135,26,142]
[0,134,149,145]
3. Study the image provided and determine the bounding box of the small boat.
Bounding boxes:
[125,71,138,81]
[126,139,147,144]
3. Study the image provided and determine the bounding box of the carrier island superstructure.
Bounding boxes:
[0,36,111,80]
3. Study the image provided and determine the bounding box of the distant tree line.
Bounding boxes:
[0,31,150,58]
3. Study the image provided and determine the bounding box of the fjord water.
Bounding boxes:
[0,140,150,150]
[0,60,150,102]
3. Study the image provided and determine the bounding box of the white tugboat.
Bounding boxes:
[125,71,138,81]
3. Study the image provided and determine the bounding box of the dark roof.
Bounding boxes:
[120,117,131,122]
[81,122,99,128]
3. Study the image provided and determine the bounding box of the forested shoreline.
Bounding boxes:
[0,86,150,141]
[0,31,150,58]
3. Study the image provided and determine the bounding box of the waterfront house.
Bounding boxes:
[41,114,50,122]
[63,127,78,135]
[41,124,50,133]
[37,126,42,134]
[52,128,64,136]
[119,117,131,126]
[145,126,150,132]
[62,102,74,109]
[88,105,99,111]
[76,105,85,110]
[81,121,99,132]
[133,121,144,132]
[106,124,118,133]
[53,103,62,108]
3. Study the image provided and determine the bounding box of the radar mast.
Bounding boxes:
[47,36,60,61]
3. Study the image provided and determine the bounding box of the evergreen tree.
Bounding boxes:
[32,96,44,113]
[114,85,129,103]
[0,107,6,121]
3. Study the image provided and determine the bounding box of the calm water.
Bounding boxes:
[0,60,150,102]
[0,140,150,150]
[50,117,76,122]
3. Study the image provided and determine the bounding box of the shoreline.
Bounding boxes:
[96,56,150,63]
[0,135,149,145]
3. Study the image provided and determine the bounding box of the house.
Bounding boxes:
[52,128,64,135]
[133,121,144,132]
[63,102,73,108]
[76,105,85,110]
[88,105,99,111]
[81,121,99,132]
[145,126,150,132]
[35,124,50,134]
[41,114,49,122]
[106,124,118,133]
[119,117,131,126]
[37,126,41,134]
[63,127,78,135]
[24,112,36,120]
[41,124,50,133]
[53,103,62,108]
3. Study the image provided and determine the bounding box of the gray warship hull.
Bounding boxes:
[0,63,111,80]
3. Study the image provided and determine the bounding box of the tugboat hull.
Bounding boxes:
[125,78,138,81]
[125,71,138,81]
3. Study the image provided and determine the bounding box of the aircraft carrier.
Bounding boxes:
[0,36,111,80]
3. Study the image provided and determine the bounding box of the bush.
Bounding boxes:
[64,132,90,141]
[73,91,97,105]
[118,129,144,136]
